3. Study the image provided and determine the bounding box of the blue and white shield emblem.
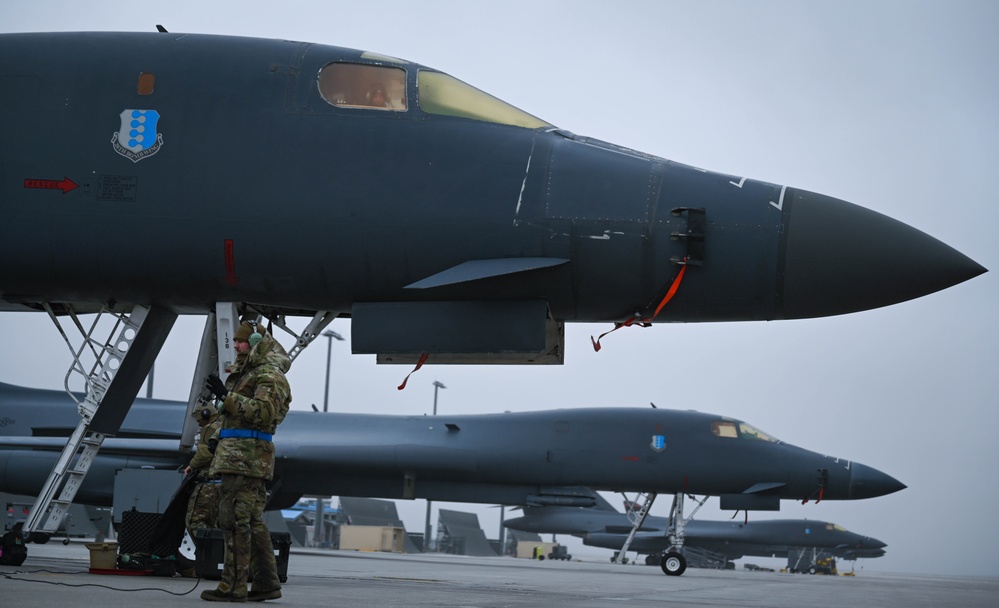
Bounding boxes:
[650,434,666,452]
[112,109,163,162]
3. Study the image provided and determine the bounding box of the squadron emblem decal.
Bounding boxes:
[112,109,163,162]
[651,434,666,452]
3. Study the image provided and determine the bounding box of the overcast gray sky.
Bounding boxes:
[2,1,996,577]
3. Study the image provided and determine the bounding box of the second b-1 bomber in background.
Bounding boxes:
[0,30,982,559]
[0,381,904,575]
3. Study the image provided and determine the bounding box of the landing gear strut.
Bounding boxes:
[660,492,708,577]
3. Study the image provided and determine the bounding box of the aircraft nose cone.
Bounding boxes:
[781,189,987,319]
[865,536,888,550]
[848,462,906,499]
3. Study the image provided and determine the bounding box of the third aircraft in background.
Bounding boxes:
[504,491,886,574]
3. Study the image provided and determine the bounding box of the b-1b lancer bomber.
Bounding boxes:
[0,31,985,359]
[0,382,905,573]
[504,492,887,574]
[0,382,904,510]
[0,31,974,548]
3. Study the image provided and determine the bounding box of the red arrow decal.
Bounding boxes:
[24,177,78,193]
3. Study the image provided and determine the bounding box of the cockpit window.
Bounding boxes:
[318,63,407,111]
[417,70,552,129]
[711,420,780,443]
[711,421,739,438]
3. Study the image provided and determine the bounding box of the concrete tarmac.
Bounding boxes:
[3,541,996,607]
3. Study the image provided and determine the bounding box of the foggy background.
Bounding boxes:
[1,1,996,576]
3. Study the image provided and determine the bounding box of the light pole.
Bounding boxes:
[314,329,344,548]
[432,380,446,415]
[322,329,344,413]
[498,505,506,555]
[424,380,446,551]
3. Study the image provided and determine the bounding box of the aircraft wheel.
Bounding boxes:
[808,566,816,575]
[660,552,687,576]
[62,537,71,545]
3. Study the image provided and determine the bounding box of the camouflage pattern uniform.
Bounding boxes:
[208,330,291,600]
[185,415,222,537]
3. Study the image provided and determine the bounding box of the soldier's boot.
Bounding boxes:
[248,555,282,601]
[201,588,246,602]
[247,588,282,601]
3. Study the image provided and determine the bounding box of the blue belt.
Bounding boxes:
[220,429,273,441]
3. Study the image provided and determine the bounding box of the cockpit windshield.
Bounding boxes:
[711,420,781,443]
[317,60,552,129]
[417,71,552,129]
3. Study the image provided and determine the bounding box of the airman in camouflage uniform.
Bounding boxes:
[184,403,222,537]
[201,321,291,603]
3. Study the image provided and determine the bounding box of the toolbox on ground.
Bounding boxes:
[194,528,290,583]
[115,508,191,576]
[119,509,162,554]
[117,551,178,576]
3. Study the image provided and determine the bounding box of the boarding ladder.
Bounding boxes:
[613,492,658,563]
[790,547,820,573]
[22,305,153,536]
[24,301,338,536]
